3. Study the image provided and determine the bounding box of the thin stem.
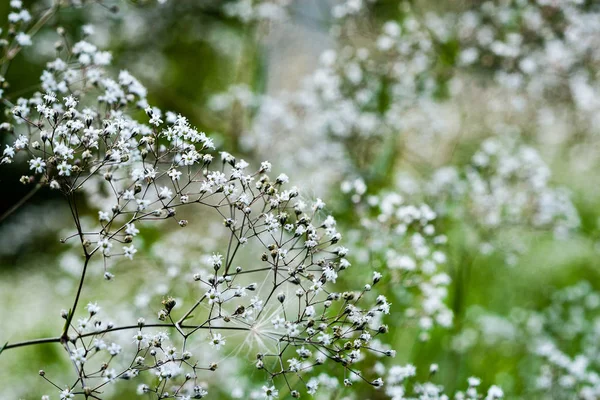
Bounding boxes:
[0,183,42,223]
[60,191,92,344]
[176,295,206,328]
[81,323,251,338]
[3,323,251,352]
[61,254,91,343]
[3,336,61,350]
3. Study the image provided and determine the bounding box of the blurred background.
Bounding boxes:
[2,0,600,399]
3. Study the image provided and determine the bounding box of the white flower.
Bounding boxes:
[98,211,110,222]
[209,333,225,350]
[82,24,95,36]
[388,365,416,384]
[136,199,150,211]
[260,160,272,172]
[205,288,222,304]
[3,145,15,158]
[29,157,46,173]
[209,253,223,269]
[158,362,181,379]
[86,302,100,315]
[193,386,208,398]
[372,378,384,388]
[271,316,285,329]
[262,385,279,400]
[297,347,311,358]
[107,342,121,356]
[92,338,106,351]
[150,114,163,126]
[276,173,289,184]
[14,135,28,150]
[265,213,279,232]
[57,161,72,176]
[158,186,173,200]
[104,368,116,382]
[137,384,150,395]
[288,358,301,372]
[486,385,504,399]
[16,32,32,46]
[312,198,325,211]
[123,190,135,201]
[323,266,337,283]
[317,333,332,345]
[287,323,299,336]
[70,347,86,366]
[306,378,319,395]
[168,168,182,181]
[123,245,137,260]
[63,95,78,108]
[468,377,481,387]
[125,223,139,236]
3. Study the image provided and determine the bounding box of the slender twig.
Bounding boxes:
[3,336,61,350]
[176,295,206,329]
[0,183,42,223]
[61,254,91,343]
[61,193,92,343]
[3,323,251,352]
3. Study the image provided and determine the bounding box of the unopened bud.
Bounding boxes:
[277,293,286,303]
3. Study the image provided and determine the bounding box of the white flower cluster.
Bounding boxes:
[210,0,600,200]
[208,7,446,192]
[380,362,504,400]
[447,281,600,400]
[0,10,396,398]
[453,0,600,104]
[346,186,453,337]
[526,282,600,399]
[1,0,33,57]
[426,137,579,260]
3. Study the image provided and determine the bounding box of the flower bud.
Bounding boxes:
[162,297,176,312]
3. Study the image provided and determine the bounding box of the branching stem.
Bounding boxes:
[3,323,251,352]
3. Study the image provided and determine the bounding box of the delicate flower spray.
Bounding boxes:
[0,2,395,399]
